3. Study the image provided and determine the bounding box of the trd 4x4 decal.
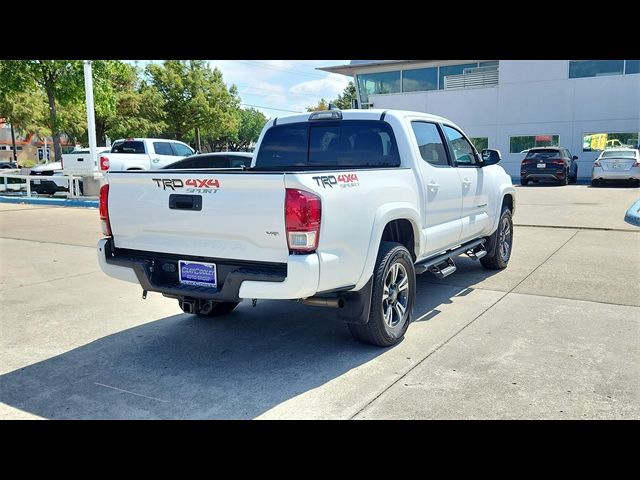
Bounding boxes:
[152,178,220,193]
[312,173,359,189]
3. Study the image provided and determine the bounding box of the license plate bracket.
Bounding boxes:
[178,260,217,288]
[537,163,546,169]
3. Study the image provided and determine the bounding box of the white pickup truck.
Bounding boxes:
[96,138,196,172]
[98,109,515,346]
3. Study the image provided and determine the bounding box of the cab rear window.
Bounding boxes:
[111,141,146,154]
[255,120,400,169]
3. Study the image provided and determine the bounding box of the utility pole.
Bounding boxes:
[84,61,98,172]
[10,123,17,162]
[43,135,47,163]
[195,127,201,152]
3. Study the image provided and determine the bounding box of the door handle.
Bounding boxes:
[427,182,439,191]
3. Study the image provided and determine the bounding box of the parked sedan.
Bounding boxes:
[162,152,253,169]
[591,148,640,187]
[0,160,18,169]
[520,147,578,186]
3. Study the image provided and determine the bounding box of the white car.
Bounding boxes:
[592,148,640,186]
[97,109,515,347]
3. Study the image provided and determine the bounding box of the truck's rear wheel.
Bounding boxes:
[348,242,415,347]
[481,206,513,270]
[179,299,239,317]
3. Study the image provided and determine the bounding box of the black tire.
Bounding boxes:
[591,179,599,187]
[532,179,540,183]
[520,179,529,186]
[348,242,415,347]
[562,169,569,185]
[481,206,513,270]
[179,300,239,317]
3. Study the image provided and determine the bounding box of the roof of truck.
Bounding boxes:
[272,109,456,128]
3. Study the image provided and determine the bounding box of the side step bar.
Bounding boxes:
[415,238,486,276]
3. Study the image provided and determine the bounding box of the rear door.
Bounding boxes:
[108,171,289,263]
[151,141,178,168]
[409,121,462,256]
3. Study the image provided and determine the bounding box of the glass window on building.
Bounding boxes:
[402,67,438,92]
[479,61,499,67]
[509,135,560,154]
[582,132,640,152]
[569,60,624,78]
[625,60,640,74]
[438,63,477,89]
[356,71,401,106]
[470,137,489,151]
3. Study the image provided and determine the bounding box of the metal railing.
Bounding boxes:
[0,170,83,198]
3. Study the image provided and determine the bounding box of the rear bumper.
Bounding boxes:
[592,167,640,181]
[97,238,319,301]
[521,169,565,181]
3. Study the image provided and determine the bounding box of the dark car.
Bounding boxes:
[520,147,578,185]
[0,161,18,169]
[163,152,253,169]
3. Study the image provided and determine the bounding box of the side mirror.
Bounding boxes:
[572,155,578,160]
[481,149,502,166]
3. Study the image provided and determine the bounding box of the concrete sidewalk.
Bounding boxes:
[0,184,638,419]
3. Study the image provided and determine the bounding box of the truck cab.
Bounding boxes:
[97,109,515,347]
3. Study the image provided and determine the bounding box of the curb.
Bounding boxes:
[0,196,98,208]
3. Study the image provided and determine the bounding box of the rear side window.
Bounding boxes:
[112,141,145,154]
[411,122,449,166]
[255,120,400,169]
[153,142,173,155]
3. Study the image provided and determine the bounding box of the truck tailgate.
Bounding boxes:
[107,171,288,263]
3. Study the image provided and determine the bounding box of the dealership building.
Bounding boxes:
[320,60,640,179]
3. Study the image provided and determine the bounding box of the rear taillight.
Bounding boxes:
[285,188,321,253]
[99,184,112,237]
[100,156,110,171]
[594,160,601,167]
[522,160,533,166]
[633,161,640,167]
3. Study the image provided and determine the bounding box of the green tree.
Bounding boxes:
[0,86,50,139]
[91,61,166,143]
[332,81,357,109]
[227,108,267,151]
[146,61,240,144]
[306,81,357,111]
[0,60,84,161]
[306,98,329,112]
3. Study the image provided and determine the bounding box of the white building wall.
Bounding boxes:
[368,60,640,179]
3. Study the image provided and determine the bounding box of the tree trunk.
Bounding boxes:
[10,123,17,162]
[95,118,106,146]
[45,85,63,162]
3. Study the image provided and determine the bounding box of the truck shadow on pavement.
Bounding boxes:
[0,264,499,419]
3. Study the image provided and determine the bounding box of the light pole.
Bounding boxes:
[84,60,97,174]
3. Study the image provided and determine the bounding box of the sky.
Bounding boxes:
[128,60,352,119]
